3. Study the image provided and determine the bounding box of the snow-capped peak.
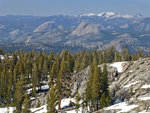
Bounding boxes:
[98,12,134,18]
[80,12,135,19]
[98,12,117,17]
[80,13,96,17]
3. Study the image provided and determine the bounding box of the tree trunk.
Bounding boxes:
[94,102,97,111]
[96,101,99,111]
[58,94,61,110]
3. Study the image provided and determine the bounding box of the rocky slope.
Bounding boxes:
[4,57,149,113]
[71,57,150,113]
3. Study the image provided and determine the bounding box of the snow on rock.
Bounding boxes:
[0,55,5,60]
[128,70,133,73]
[27,88,32,94]
[30,105,47,113]
[41,85,49,90]
[0,107,15,113]
[138,96,150,101]
[105,102,138,113]
[66,107,82,113]
[124,81,140,88]
[141,84,150,89]
[110,62,126,73]
[139,110,150,113]
[27,84,49,94]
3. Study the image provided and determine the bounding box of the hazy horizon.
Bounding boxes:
[0,0,150,17]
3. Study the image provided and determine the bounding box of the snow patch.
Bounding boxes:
[124,81,140,88]
[97,12,134,18]
[141,84,150,89]
[0,55,5,60]
[0,107,15,113]
[56,98,75,108]
[110,62,126,73]
[105,102,138,113]
[138,96,150,101]
[41,85,49,90]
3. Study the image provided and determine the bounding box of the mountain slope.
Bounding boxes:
[0,12,150,53]
[71,21,100,36]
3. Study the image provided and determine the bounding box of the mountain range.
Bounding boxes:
[0,12,150,53]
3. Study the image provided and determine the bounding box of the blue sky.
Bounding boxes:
[0,0,149,16]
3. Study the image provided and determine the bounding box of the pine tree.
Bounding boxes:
[43,58,48,81]
[91,66,102,110]
[50,56,60,86]
[85,66,93,108]
[81,92,88,111]
[37,99,41,108]
[121,47,131,61]
[13,80,23,113]
[32,62,39,96]
[85,78,92,107]
[137,49,144,59]
[80,53,88,70]
[0,48,4,55]
[105,96,111,107]
[48,51,54,69]
[22,92,31,113]
[91,55,102,111]
[102,64,109,97]
[6,67,13,106]
[100,93,106,109]
[47,85,58,113]
[57,50,72,110]
[148,49,150,57]
[75,92,81,113]
[74,53,81,71]
[114,52,121,62]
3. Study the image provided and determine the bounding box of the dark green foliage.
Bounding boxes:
[121,47,132,61]
[47,85,58,113]
[85,59,111,111]
[100,93,106,109]
[100,93,111,109]
[75,92,81,110]
[91,56,102,110]
[102,64,109,96]
[13,80,23,113]
[22,92,31,113]
[56,50,73,110]
[0,48,4,55]
[137,49,145,58]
